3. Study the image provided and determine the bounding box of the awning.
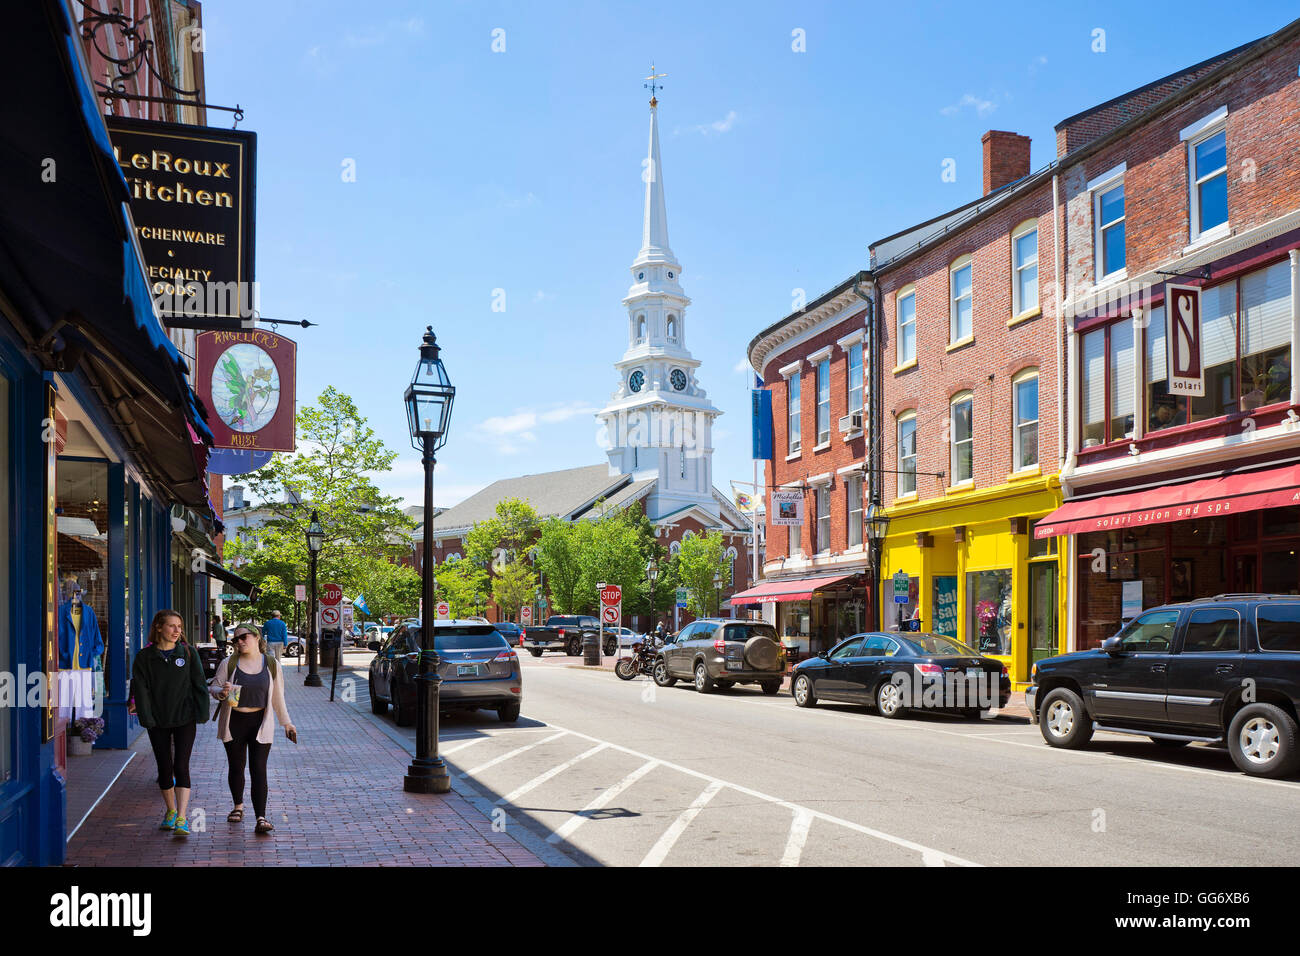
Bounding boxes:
[729,572,859,606]
[1036,462,1300,538]
[203,560,261,601]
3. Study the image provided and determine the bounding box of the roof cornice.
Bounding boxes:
[748,284,870,377]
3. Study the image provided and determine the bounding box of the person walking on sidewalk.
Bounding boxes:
[262,610,288,662]
[128,609,209,838]
[210,626,297,835]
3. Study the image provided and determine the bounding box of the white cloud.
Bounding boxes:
[469,401,598,455]
[479,412,537,438]
[733,357,751,374]
[675,110,740,137]
[532,290,549,303]
[498,190,538,211]
[538,401,598,424]
[940,93,996,117]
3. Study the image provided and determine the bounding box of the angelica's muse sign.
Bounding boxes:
[106,117,257,322]
[195,330,296,452]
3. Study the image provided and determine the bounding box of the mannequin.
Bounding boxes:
[58,580,104,719]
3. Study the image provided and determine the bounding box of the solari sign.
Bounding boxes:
[1165,283,1204,398]
[106,117,257,322]
[194,330,296,452]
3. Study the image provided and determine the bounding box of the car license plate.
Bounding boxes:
[726,660,744,671]
[966,668,984,679]
[457,664,479,676]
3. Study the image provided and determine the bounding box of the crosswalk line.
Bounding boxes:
[495,742,609,806]
[638,780,725,867]
[546,760,660,844]
[779,808,814,867]
[459,731,569,778]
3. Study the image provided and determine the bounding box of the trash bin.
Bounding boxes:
[319,629,341,667]
[582,632,601,667]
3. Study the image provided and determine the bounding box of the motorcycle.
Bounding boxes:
[614,634,660,680]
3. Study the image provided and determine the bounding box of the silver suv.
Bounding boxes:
[653,619,786,695]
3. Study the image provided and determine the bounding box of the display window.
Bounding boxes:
[967,569,1012,655]
[55,459,109,720]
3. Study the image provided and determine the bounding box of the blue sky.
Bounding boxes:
[200,1,1297,509]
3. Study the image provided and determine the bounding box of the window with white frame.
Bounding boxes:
[815,485,831,553]
[1013,369,1039,470]
[950,392,973,484]
[846,474,863,548]
[897,287,916,366]
[898,411,917,496]
[950,257,973,342]
[789,521,801,557]
[1012,221,1039,315]
[847,343,863,415]
[1094,175,1126,279]
[816,357,831,444]
[1187,120,1228,240]
[788,371,801,454]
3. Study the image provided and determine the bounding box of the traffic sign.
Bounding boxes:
[893,571,910,604]
[321,605,341,627]
[600,585,622,607]
[321,583,343,607]
[435,601,451,620]
[294,585,306,602]
[675,587,688,608]
[520,606,533,626]
[601,605,619,625]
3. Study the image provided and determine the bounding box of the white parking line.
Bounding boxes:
[441,737,490,756]
[495,742,609,806]
[639,780,725,868]
[459,730,569,778]
[779,808,814,867]
[546,760,660,844]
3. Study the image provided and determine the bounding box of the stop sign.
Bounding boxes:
[321,583,343,606]
[600,585,622,607]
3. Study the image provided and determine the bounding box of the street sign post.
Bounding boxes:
[675,587,688,608]
[321,583,343,607]
[294,585,306,602]
[435,601,450,620]
[599,585,622,661]
[520,605,533,626]
[893,571,910,604]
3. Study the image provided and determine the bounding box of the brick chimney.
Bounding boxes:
[981,130,1031,195]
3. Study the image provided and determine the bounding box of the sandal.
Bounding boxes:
[255,817,274,835]
[227,808,244,823]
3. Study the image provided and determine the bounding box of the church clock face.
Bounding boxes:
[629,370,645,393]
[670,369,687,391]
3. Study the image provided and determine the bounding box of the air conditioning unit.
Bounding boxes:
[838,411,863,433]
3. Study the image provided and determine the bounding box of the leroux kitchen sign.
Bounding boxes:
[105,116,257,322]
[1166,283,1204,397]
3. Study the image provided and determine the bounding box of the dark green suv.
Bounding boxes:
[652,619,785,695]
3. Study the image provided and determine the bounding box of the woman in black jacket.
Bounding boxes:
[128,609,210,837]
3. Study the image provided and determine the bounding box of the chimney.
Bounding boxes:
[228,484,245,510]
[981,130,1031,196]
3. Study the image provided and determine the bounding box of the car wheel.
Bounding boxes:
[391,687,414,727]
[1151,737,1190,747]
[528,649,543,658]
[369,677,387,715]
[1038,688,1093,749]
[653,660,677,687]
[694,662,715,694]
[498,703,521,723]
[567,636,582,656]
[761,679,781,696]
[604,639,617,656]
[793,674,816,707]
[285,643,301,659]
[875,678,907,719]
[1228,703,1300,778]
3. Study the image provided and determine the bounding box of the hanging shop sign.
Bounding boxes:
[771,489,804,527]
[194,330,296,452]
[105,117,257,322]
[1165,283,1204,398]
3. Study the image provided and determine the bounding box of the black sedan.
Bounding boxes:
[790,632,1010,718]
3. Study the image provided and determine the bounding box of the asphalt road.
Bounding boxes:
[340,652,1300,867]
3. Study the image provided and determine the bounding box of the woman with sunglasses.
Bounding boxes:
[210,626,297,835]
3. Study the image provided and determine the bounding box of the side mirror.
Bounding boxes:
[1101,636,1124,655]
[367,641,382,652]
[817,650,828,659]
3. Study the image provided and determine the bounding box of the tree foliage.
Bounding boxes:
[491,559,537,622]
[464,498,540,570]
[433,557,489,619]
[676,531,732,617]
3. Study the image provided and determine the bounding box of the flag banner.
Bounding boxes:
[751,388,773,460]
[354,594,370,615]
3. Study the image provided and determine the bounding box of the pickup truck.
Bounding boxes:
[521,615,617,657]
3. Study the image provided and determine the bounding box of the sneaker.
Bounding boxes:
[174,816,190,837]
[159,810,177,831]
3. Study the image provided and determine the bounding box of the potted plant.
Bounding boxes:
[68,717,104,756]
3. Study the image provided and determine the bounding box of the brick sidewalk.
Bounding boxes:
[66,667,544,867]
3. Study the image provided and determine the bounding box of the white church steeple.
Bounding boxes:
[597,76,722,522]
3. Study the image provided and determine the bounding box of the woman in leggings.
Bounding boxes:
[129,609,209,837]
[211,626,296,835]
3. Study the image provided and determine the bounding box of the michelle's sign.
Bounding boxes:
[195,330,296,452]
[1166,284,1204,397]
[771,489,804,526]
[106,117,257,322]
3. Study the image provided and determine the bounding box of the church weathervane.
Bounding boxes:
[644,63,667,106]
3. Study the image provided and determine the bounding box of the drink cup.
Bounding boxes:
[229,683,241,707]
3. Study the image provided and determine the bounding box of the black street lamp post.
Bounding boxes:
[712,570,722,617]
[304,511,324,687]
[865,499,891,631]
[403,327,455,794]
[645,556,658,633]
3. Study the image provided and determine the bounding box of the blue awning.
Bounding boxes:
[0,0,214,508]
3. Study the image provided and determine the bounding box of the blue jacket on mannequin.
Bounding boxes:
[58,600,104,669]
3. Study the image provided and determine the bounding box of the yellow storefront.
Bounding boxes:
[878,475,1066,688]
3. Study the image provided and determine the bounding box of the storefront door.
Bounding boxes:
[1029,563,1057,666]
[1231,550,1258,592]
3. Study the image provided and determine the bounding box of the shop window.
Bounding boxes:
[897,412,917,496]
[1081,320,1136,446]
[1241,261,1291,410]
[967,570,1012,655]
[1190,283,1238,423]
[1109,321,1135,440]
[1261,546,1300,595]
[57,459,109,721]
[950,393,973,483]
[1013,370,1039,470]
[1256,604,1300,652]
[1081,328,1106,446]
[1263,507,1300,537]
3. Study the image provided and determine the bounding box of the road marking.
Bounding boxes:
[546,759,660,844]
[459,730,569,778]
[536,720,980,866]
[495,742,609,806]
[639,780,725,868]
[779,808,813,867]
[441,737,490,756]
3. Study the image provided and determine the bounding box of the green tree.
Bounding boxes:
[491,559,537,622]
[533,517,584,614]
[351,557,421,622]
[433,556,489,619]
[465,498,540,569]
[676,531,732,617]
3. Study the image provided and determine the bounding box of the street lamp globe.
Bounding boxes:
[404,326,456,453]
[306,511,324,553]
[866,501,890,544]
[645,556,659,584]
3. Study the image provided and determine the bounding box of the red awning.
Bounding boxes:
[1036,463,1300,538]
[728,573,859,605]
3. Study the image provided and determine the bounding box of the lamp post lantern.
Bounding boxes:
[403,326,455,795]
[865,499,890,631]
[304,511,324,687]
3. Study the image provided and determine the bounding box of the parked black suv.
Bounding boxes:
[653,618,786,694]
[1028,595,1300,777]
